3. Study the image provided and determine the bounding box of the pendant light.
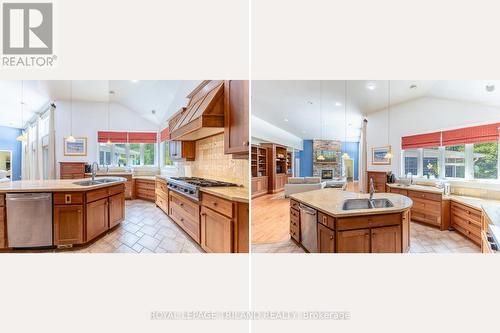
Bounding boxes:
[384,80,393,160]
[342,80,350,160]
[107,89,113,144]
[317,81,325,161]
[16,80,28,142]
[66,80,76,143]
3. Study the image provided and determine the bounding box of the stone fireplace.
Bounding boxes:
[312,139,341,178]
[321,169,333,180]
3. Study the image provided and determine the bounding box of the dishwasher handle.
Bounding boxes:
[298,203,316,215]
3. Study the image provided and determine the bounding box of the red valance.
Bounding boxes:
[401,131,441,150]
[160,127,170,142]
[442,123,500,146]
[128,132,157,143]
[98,131,128,143]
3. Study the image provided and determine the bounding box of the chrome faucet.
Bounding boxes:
[369,178,375,201]
[91,162,99,181]
[408,172,413,185]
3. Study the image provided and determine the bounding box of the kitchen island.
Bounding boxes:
[0,177,126,250]
[289,188,413,253]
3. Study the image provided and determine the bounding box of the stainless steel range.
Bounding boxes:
[166,177,239,201]
[486,224,500,252]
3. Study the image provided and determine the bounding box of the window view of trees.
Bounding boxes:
[163,141,173,166]
[445,145,465,178]
[98,143,156,166]
[403,149,418,175]
[473,142,498,179]
[422,147,439,178]
[144,144,155,166]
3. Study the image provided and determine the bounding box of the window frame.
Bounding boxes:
[400,140,500,183]
[98,142,158,167]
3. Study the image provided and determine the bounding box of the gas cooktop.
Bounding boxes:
[166,177,239,201]
[169,177,238,187]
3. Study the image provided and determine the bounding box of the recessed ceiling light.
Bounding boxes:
[284,118,289,122]
[151,110,156,114]
[366,82,376,90]
[486,85,495,92]
[306,101,313,105]
[335,102,342,106]
[410,84,417,89]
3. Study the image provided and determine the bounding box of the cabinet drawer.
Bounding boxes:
[54,192,84,205]
[0,194,5,207]
[135,180,155,191]
[411,197,441,215]
[201,193,233,218]
[290,208,299,229]
[374,184,386,192]
[408,190,441,202]
[155,179,168,196]
[86,187,110,203]
[156,193,168,213]
[109,184,124,196]
[170,192,200,221]
[453,223,481,245]
[451,202,482,224]
[317,211,335,229]
[169,203,200,243]
[290,199,300,211]
[411,210,441,227]
[290,221,300,243]
[452,213,481,236]
[337,213,400,231]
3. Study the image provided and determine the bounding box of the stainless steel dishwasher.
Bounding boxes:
[6,193,53,248]
[299,203,317,253]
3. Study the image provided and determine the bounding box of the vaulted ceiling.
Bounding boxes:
[252,80,500,142]
[0,80,201,128]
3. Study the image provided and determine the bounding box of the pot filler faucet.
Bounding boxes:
[91,162,99,181]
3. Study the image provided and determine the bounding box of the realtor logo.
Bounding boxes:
[2,2,53,54]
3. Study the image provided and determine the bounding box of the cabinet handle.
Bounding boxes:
[77,210,82,213]
[330,235,334,240]
[213,202,218,206]
[180,218,184,222]
[201,213,206,216]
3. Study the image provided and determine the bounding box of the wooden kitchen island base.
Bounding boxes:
[0,180,126,251]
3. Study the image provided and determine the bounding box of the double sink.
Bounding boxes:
[73,178,119,186]
[342,198,394,210]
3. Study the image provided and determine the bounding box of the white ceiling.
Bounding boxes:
[0,80,201,128]
[251,80,500,142]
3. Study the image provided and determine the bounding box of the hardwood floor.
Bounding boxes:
[251,182,360,244]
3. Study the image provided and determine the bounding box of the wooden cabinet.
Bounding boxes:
[109,193,125,229]
[169,191,201,243]
[155,178,169,214]
[86,198,109,241]
[337,229,370,253]
[451,202,482,245]
[123,175,133,199]
[274,174,287,192]
[60,162,85,179]
[262,143,288,194]
[251,176,268,198]
[366,171,387,193]
[135,179,156,201]
[169,141,195,161]
[54,205,84,245]
[371,225,402,253]
[224,80,249,157]
[200,206,232,253]
[290,206,300,243]
[406,189,449,231]
[317,223,335,253]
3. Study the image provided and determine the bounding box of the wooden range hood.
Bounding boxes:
[168,80,225,141]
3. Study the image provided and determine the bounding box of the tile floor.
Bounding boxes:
[70,199,203,253]
[252,222,480,253]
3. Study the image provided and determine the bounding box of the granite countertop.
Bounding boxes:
[386,183,444,194]
[483,204,500,226]
[200,187,249,203]
[0,177,127,193]
[133,175,157,181]
[290,188,413,217]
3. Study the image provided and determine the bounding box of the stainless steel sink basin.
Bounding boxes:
[342,198,394,210]
[95,178,117,183]
[395,184,411,187]
[73,180,102,186]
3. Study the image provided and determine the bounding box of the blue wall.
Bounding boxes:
[0,126,22,180]
[298,140,360,180]
[298,140,313,177]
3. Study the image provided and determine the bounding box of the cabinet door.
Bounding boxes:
[109,193,125,229]
[371,225,402,253]
[337,229,370,253]
[200,206,233,253]
[0,207,5,248]
[224,80,249,155]
[86,198,109,241]
[54,205,84,245]
[317,223,335,253]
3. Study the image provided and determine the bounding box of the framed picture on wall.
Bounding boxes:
[372,145,391,165]
[64,137,87,156]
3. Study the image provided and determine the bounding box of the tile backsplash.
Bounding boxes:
[175,133,248,186]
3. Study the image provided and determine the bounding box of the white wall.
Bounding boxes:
[367,96,500,176]
[252,115,303,150]
[55,101,158,176]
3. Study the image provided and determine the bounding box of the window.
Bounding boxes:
[473,142,498,179]
[403,149,418,176]
[422,147,439,178]
[445,145,465,178]
[98,143,157,167]
[163,141,173,167]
